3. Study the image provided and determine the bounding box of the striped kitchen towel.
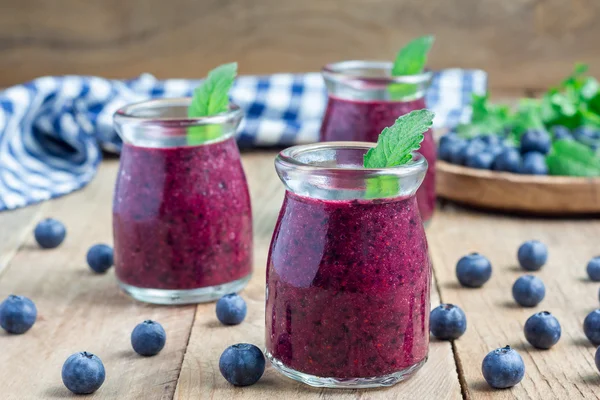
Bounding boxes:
[0,69,486,210]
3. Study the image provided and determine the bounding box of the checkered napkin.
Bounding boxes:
[0,69,486,210]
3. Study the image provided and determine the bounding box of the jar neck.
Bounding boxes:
[114,98,243,148]
[322,60,432,102]
[275,142,427,201]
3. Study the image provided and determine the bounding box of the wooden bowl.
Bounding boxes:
[436,160,600,215]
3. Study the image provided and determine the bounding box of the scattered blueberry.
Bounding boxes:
[0,295,37,334]
[595,346,600,372]
[587,257,600,281]
[216,293,247,325]
[430,304,467,340]
[219,343,266,386]
[493,147,521,173]
[584,309,600,345]
[520,152,548,175]
[465,152,495,170]
[481,345,525,389]
[86,244,114,274]
[524,311,561,349]
[61,352,106,394]
[517,240,548,271]
[456,253,492,288]
[34,218,66,249]
[131,320,166,356]
[551,126,572,141]
[520,129,551,154]
[512,275,545,307]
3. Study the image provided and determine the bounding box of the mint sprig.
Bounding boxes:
[363,109,434,198]
[389,35,434,100]
[187,62,237,144]
[546,139,600,177]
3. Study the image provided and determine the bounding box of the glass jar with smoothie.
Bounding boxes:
[319,61,436,224]
[265,142,431,388]
[112,98,252,304]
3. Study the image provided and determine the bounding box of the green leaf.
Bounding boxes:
[456,93,511,138]
[546,139,600,177]
[389,35,434,100]
[363,109,433,168]
[187,62,238,145]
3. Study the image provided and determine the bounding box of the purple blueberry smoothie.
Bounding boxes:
[266,143,431,387]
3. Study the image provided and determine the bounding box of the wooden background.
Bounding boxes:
[0,0,599,91]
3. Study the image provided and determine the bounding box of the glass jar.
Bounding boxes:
[265,142,431,388]
[112,98,252,305]
[319,60,436,224]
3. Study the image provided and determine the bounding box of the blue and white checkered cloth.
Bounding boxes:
[0,69,486,210]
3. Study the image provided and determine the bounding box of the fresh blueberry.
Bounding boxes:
[480,135,502,147]
[465,152,495,170]
[439,138,468,164]
[430,304,467,340]
[439,133,460,148]
[551,125,572,141]
[584,309,600,345]
[131,320,166,356]
[487,143,506,158]
[587,257,600,281]
[574,126,600,144]
[524,311,561,349]
[517,240,548,271]
[520,129,551,154]
[456,253,492,288]
[219,343,266,386]
[61,352,106,394]
[520,152,548,175]
[493,148,521,173]
[216,293,247,325]
[0,295,37,334]
[595,346,600,372]
[459,140,487,166]
[481,345,525,389]
[512,275,545,307]
[34,218,66,249]
[86,244,114,274]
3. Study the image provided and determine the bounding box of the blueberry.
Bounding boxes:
[219,343,265,386]
[584,309,600,345]
[587,257,600,281]
[430,304,467,340]
[512,275,545,307]
[86,244,114,274]
[131,320,166,356]
[481,345,525,389]
[216,293,247,325]
[520,152,548,175]
[0,295,37,334]
[465,152,495,170]
[493,148,521,173]
[34,218,66,249]
[456,253,492,288]
[574,126,600,144]
[439,138,467,164]
[61,352,106,394]
[551,125,572,141]
[524,311,561,349]
[517,240,548,271]
[595,346,600,372]
[459,140,487,166]
[439,133,460,148]
[480,135,502,147]
[520,129,551,154]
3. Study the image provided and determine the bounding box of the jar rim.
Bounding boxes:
[277,141,427,177]
[322,60,433,85]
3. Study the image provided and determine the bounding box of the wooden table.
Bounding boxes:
[1,151,599,400]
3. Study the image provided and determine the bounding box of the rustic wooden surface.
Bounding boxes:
[0,150,599,399]
[0,0,599,90]
[436,161,600,215]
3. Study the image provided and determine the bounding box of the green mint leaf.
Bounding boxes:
[546,139,600,177]
[187,62,237,145]
[389,35,434,100]
[364,109,433,168]
[456,93,511,138]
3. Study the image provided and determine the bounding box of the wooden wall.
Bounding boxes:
[0,0,598,90]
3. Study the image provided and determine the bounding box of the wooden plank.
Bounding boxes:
[427,205,600,399]
[174,151,463,400]
[0,203,43,276]
[0,0,599,90]
[0,160,196,399]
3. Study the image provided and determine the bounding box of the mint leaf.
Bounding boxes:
[546,139,600,177]
[364,109,433,168]
[456,93,511,138]
[187,62,237,144]
[389,35,434,100]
